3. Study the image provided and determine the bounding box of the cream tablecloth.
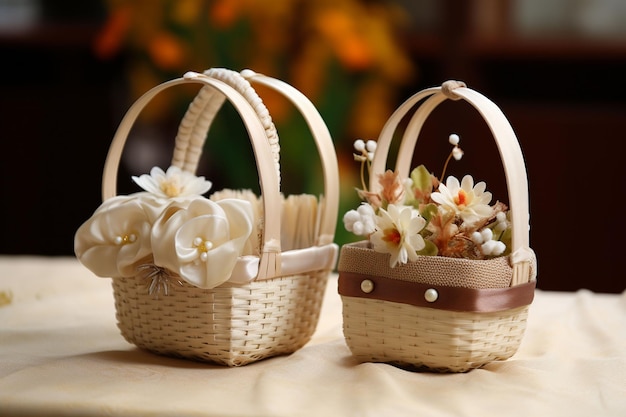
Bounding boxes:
[0,256,624,417]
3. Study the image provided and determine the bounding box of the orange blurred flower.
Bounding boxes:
[315,8,373,70]
[148,31,188,71]
[93,5,132,60]
[209,0,243,28]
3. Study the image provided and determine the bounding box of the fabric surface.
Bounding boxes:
[0,256,624,417]
[337,241,530,289]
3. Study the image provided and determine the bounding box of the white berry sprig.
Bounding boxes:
[439,133,464,182]
[353,139,377,192]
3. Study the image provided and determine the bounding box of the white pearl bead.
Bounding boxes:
[424,288,438,302]
[193,237,203,246]
[114,236,123,245]
[200,252,208,262]
[360,279,374,294]
[353,139,365,152]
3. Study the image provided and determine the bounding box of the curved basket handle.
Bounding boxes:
[372,81,533,286]
[172,68,281,185]
[240,69,339,247]
[176,67,338,247]
[101,73,282,280]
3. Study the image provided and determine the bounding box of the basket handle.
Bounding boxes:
[240,69,339,246]
[101,73,282,280]
[371,81,533,286]
[176,67,339,247]
[172,68,281,185]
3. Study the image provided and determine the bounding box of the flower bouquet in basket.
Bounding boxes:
[344,135,510,266]
[75,165,258,291]
[337,81,537,372]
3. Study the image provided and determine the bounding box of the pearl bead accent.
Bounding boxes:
[194,236,213,261]
[360,279,374,294]
[424,288,439,302]
[114,233,137,245]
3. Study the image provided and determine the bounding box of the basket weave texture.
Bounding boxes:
[342,297,529,372]
[338,80,536,372]
[79,68,339,366]
[113,271,328,366]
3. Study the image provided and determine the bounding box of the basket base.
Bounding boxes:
[112,271,329,366]
[342,296,529,373]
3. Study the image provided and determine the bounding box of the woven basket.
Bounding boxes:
[337,80,537,372]
[78,68,339,366]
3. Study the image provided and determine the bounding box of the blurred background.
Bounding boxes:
[1,0,624,293]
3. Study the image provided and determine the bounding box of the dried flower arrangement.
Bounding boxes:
[343,134,511,267]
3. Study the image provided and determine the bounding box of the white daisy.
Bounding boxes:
[370,204,426,267]
[132,166,212,201]
[430,175,493,225]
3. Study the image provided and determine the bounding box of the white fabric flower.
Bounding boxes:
[74,196,154,278]
[343,203,376,236]
[132,166,212,203]
[370,204,426,267]
[151,198,254,289]
[93,193,170,224]
[430,175,493,225]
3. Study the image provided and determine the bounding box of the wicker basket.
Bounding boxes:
[337,80,537,372]
[76,68,339,366]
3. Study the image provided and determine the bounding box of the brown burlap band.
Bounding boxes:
[338,271,536,313]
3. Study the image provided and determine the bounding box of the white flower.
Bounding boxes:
[430,175,493,225]
[343,203,376,236]
[94,193,171,224]
[370,204,426,267]
[150,198,254,289]
[132,166,212,202]
[74,196,154,278]
[448,133,460,145]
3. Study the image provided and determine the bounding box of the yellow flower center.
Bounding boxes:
[454,189,468,210]
[114,233,137,245]
[193,236,213,262]
[382,228,401,247]
[160,178,181,198]
[197,241,213,253]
